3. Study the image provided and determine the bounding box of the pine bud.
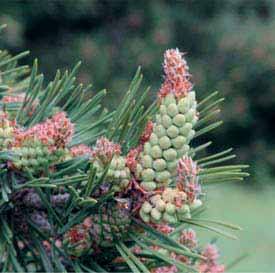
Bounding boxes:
[142,168,155,181]
[159,105,167,115]
[159,136,171,149]
[154,124,166,138]
[150,194,162,205]
[162,115,172,128]
[163,213,177,224]
[155,199,166,212]
[153,159,166,171]
[155,170,171,183]
[179,123,192,136]
[177,145,190,157]
[149,133,159,145]
[167,125,179,138]
[173,114,186,127]
[142,155,153,168]
[167,161,177,174]
[186,109,196,122]
[165,203,176,215]
[167,103,178,117]
[144,142,152,155]
[141,201,152,213]
[151,208,162,221]
[151,145,162,159]
[171,136,186,149]
[187,129,195,142]
[139,210,150,223]
[135,164,143,177]
[163,148,177,161]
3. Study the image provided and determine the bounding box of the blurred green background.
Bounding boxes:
[0,0,275,271]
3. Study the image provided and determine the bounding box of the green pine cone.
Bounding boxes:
[88,200,131,247]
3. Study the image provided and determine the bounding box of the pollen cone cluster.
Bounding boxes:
[10,112,74,173]
[91,137,131,191]
[139,187,190,224]
[135,49,198,192]
[139,156,202,224]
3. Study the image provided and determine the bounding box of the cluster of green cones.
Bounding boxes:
[0,25,249,273]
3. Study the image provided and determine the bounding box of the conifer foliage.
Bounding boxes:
[0,25,248,272]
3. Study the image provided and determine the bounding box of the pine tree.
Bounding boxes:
[0,25,248,272]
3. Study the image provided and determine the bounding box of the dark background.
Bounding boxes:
[0,1,275,270]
